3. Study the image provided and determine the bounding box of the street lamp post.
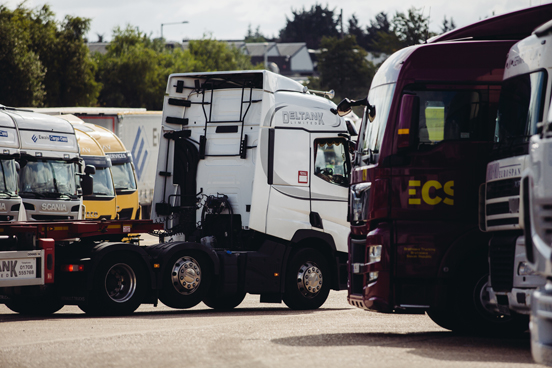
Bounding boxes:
[161,21,189,40]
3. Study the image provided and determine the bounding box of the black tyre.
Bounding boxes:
[203,291,246,310]
[159,251,212,309]
[283,248,330,310]
[5,295,63,316]
[85,253,147,316]
[428,262,529,335]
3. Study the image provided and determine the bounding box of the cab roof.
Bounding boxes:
[429,3,552,43]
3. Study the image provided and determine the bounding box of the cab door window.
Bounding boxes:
[314,139,350,187]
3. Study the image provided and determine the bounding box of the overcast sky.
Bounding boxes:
[4,0,551,43]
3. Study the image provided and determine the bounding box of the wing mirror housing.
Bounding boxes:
[331,97,376,121]
[81,165,95,196]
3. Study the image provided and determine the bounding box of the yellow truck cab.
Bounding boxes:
[74,129,117,220]
[79,124,140,220]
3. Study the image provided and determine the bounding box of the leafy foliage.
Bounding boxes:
[279,4,340,49]
[245,24,267,43]
[95,28,258,110]
[0,3,99,107]
[317,36,375,102]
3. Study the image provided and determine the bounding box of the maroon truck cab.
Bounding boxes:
[346,4,552,334]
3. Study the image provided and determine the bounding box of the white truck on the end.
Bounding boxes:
[480,19,549,320]
[518,19,552,365]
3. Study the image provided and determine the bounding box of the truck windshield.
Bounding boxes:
[0,158,18,196]
[357,83,396,160]
[91,167,115,196]
[111,162,137,192]
[494,71,546,155]
[19,159,77,198]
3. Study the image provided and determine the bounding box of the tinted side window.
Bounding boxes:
[314,139,350,187]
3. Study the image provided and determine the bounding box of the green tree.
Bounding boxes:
[0,4,98,107]
[96,28,258,110]
[188,37,257,71]
[245,24,267,43]
[317,36,375,102]
[0,5,45,106]
[441,16,456,33]
[392,7,434,46]
[279,4,340,49]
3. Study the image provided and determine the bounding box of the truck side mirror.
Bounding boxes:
[397,94,419,149]
[84,165,96,175]
[81,165,95,196]
[81,175,93,196]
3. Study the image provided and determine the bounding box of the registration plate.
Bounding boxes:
[0,258,37,280]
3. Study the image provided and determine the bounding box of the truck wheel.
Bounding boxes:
[283,248,330,310]
[86,253,147,316]
[159,251,212,309]
[5,295,63,316]
[428,262,529,335]
[203,291,246,310]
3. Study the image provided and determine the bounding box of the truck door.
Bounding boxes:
[310,137,350,253]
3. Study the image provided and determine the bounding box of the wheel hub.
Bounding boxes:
[297,262,322,298]
[171,256,201,295]
[105,263,137,303]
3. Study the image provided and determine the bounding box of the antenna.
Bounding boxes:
[426,7,431,43]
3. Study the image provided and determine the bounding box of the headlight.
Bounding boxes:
[518,261,536,276]
[369,245,382,263]
[349,182,371,224]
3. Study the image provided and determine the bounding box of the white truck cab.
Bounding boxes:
[513,19,552,365]
[5,109,84,220]
[481,21,550,318]
[152,70,351,309]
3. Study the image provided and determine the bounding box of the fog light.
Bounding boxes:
[518,261,535,276]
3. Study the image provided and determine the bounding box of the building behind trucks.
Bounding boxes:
[5,109,88,221]
[480,18,551,323]
[30,107,161,217]
[338,4,552,335]
[0,108,26,221]
[0,70,351,315]
[516,20,552,365]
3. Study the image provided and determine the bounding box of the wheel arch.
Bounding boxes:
[86,242,154,291]
[290,229,342,289]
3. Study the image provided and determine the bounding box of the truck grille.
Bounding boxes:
[489,236,517,292]
[486,202,510,216]
[486,178,520,200]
